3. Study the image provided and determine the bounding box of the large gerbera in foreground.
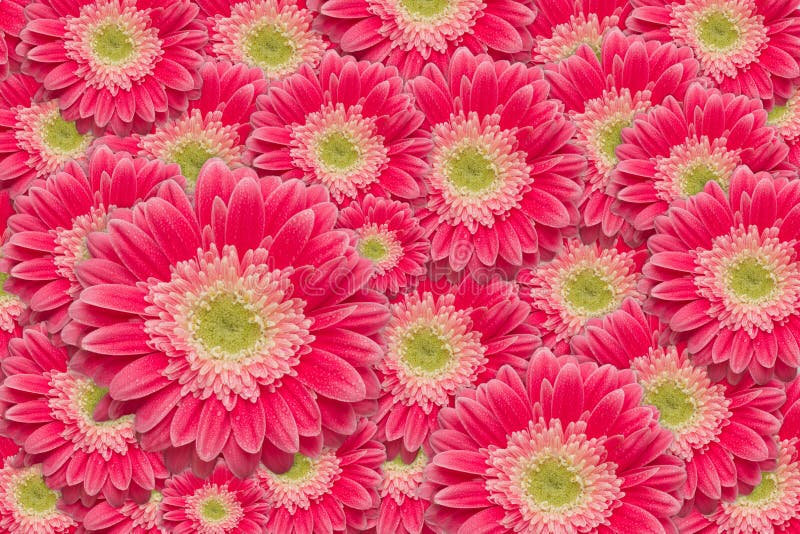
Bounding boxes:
[644,167,800,383]
[627,0,800,101]
[69,160,388,477]
[410,48,585,273]
[247,51,430,206]
[18,0,207,134]
[0,458,77,533]
[424,349,684,533]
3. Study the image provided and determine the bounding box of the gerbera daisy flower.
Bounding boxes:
[530,0,631,63]
[1,146,183,334]
[518,237,647,353]
[767,89,800,167]
[627,0,800,101]
[101,61,266,190]
[375,446,432,534]
[424,349,684,533]
[375,276,538,452]
[0,0,30,80]
[197,0,328,81]
[0,327,168,507]
[17,0,207,135]
[410,49,585,273]
[0,458,77,533]
[256,419,383,534]
[247,51,430,206]
[337,195,429,294]
[311,0,536,78]
[69,161,388,478]
[609,84,791,233]
[0,74,91,197]
[546,31,702,243]
[574,299,784,510]
[643,167,800,383]
[82,490,165,533]
[160,464,268,533]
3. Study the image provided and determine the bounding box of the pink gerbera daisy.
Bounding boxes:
[375,446,432,534]
[410,48,585,273]
[101,61,266,190]
[69,161,388,478]
[197,0,328,81]
[160,464,269,534]
[0,457,77,533]
[337,195,429,294]
[767,90,800,167]
[311,0,535,77]
[247,51,430,206]
[17,0,206,135]
[0,74,91,197]
[374,276,539,452]
[0,0,28,80]
[1,147,183,334]
[644,167,800,383]
[82,490,165,533]
[609,84,791,233]
[530,0,631,63]
[256,419,383,534]
[518,237,647,353]
[546,31,702,243]
[0,328,168,507]
[574,299,784,511]
[424,349,684,533]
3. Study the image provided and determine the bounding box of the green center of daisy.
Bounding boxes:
[728,257,776,301]
[768,104,791,125]
[401,0,450,18]
[318,132,360,171]
[402,327,452,373]
[358,237,388,262]
[79,382,108,422]
[200,497,229,523]
[43,115,86,154]
[739,472,778,505]
[682,163,723,196]
[644,380,696,429]
[525,458,582,508]
[92,23,135,64]
[448,146,496,193]
[171,141,216,185]
[15,473,59,514]
[597,118,629,164]
[194,294,263,356]
[278,454,315,481]
[697,10,740,50]
[563,268,615,315]
[0,272,9,296]
[245,24,295,68]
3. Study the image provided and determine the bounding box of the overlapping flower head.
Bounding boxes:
[410,48,585,273]
[81,488,165,533]
[643,167,800,384]
[0,0,28,80]
[609,83,793,235]
[18,0,207,135]
[247,50,430,206]
[310,0,536,77]
[374,442,432,534]
[628,0,800,101]
[546,30,702,243]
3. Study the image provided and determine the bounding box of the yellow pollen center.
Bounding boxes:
[697,10,741,50]
[525,458,583,509]
[644,380,697,430]
[447,146,497,193]
[402,327,452,373]
[563,268,616,315]
[170,141,217,185]
[597,118,629,164]
[318,132,360,171]
[682,163,722,196]
[42,115,86,154]
[15,473,59,514]
[193,293,264,357]
[277,454,315,481]
[400,0,450,18]
[358,237,388,262]
[245,24,295,68]
[739,472,778,505]
[728,257,776,302]
[200,497,229,523]
[92,23,135,64]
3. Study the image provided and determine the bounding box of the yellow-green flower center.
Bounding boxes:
[768,104,791,125]
[245,24,295,68]
[728,257,776,302]
[318,132,360,171]
[92,23,135,64]
[277,454,315,481]
[170,141,217,185]
[358,237,388,262]
[447,146,496,193]
[193,294,263,356]
[402,327,452,373]
[42,115,86,155]
[563,268,615,315]
[682,163,723,196]
[644,380,696,430]
[400,0,450,18]
[697,10,740,50]
[79,382,108,422]
[739,472,778,505]
[597,118,629,164]
[525,458,583,508]
[15,473,59,515]
[200,497,229,523]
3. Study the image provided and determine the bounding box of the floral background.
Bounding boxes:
[0,0,796,532]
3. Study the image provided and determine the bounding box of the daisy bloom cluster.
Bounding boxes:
[0,0,797,531]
